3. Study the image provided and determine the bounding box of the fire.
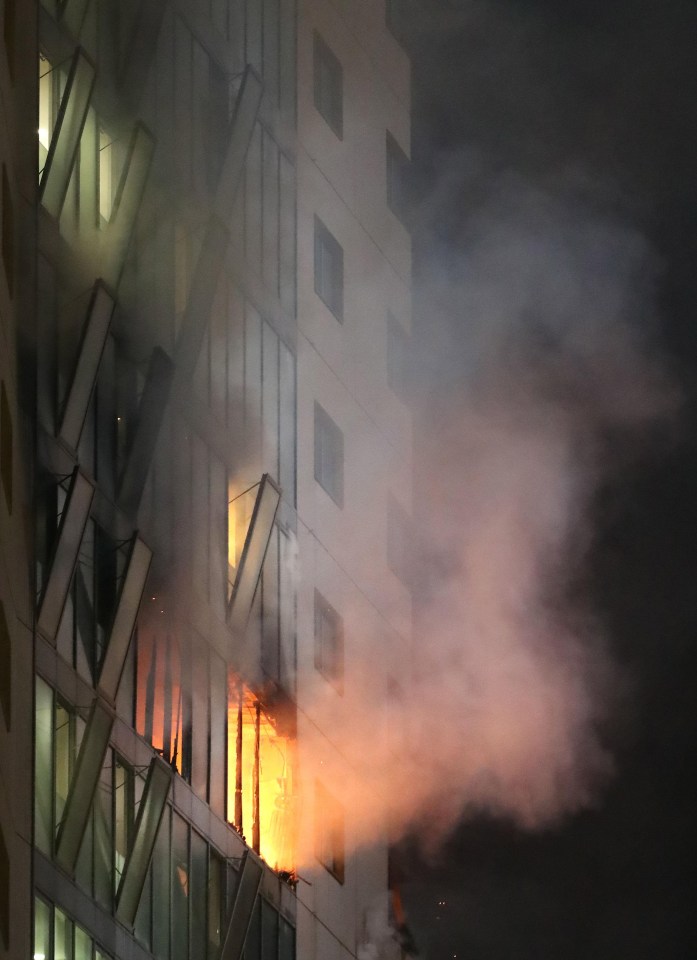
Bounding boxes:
[227,676,297,874]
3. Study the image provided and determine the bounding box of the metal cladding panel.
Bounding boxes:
[118,0,166,110]
[228,474,281,636]
[59,283,115,452]
[37,469,95,644]
[101,123,155,288]
[115,757,172,928]
[40,48,96,219]
[173,217,229,384]
[55,698,114,875]
[215,66,263,218]
[220,851,264,960]
[98,535,152,703]
[118,347,174,515]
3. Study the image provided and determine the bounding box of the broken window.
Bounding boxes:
[226,677,297,876]
[135,612,189,778]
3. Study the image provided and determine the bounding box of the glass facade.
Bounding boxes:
[32,0,298,956]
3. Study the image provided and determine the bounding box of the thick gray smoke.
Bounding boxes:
[299,170,677,862]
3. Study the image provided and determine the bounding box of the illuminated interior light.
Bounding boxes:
[38,128,49,148]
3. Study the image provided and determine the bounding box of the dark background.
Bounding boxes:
[399,1,697,957]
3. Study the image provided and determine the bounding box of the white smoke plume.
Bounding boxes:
[298,171,677,860]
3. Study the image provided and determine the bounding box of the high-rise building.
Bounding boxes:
[0,2,412,959]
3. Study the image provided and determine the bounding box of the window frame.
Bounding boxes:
[313,589,344,694]
[313,216,344,322]
[313,402,344,508]
[313,31,343,139]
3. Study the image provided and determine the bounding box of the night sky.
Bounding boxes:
[400,1,697,957]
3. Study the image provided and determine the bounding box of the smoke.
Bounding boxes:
[297,171,677,863]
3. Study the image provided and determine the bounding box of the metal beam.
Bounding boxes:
[220,850,264,960]
[101,123,155,288]
[58,282,115,452]
[98,535,152,703]
[118,347,174,515]
[37,469,95,644]
[228,474,281,637]
[115,757,172,928]
[40,47,96,220]
[55,698,114,875]
[118,0,166,111]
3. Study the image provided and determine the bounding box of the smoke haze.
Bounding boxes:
[298,171,677,861]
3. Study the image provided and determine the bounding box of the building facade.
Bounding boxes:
[0,1,412,959]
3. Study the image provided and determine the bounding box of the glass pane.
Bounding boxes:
[55,702,72,835]
[94,751,113,909]
[54,907,72,960]
[34,678,54,855]
[279,918,295,960]
[243,897,261,960]
[261,899,278,960]
[190,832,207,957]
[171,813,189,960]
[33,897,51,960]
[74,923,91,960]
[152,805,170,960]
[207,851,223,959]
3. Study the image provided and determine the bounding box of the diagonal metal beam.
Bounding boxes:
[118,347,174,516]
[37,469,95,644]
[100,123,155,288]
[55,697,114,875]
[58,282,115,452]
[228,474,281,638]
[40,47,96,220]
[115,757,172,928]
[118,0,166,111]
[98,535,152,703]
[220,850,264,960]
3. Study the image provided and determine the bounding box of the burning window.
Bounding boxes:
[314,780,345,884]
[226,676,297,875]
[135,613,188,776]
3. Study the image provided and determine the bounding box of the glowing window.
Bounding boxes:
[99,128,114,225]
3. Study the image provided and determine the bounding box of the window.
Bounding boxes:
[314,590,343,693]
[386,312,410,401]
[0,381,11,512]
[313,216,343,320]
[33,897,113,960]
[226,677,296,875]
[1,165,13,297]
[386,132,409,224]
[313,32,343,138]
[387,494,414,589]
[314,403,343,507]
[315,781,344,883]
